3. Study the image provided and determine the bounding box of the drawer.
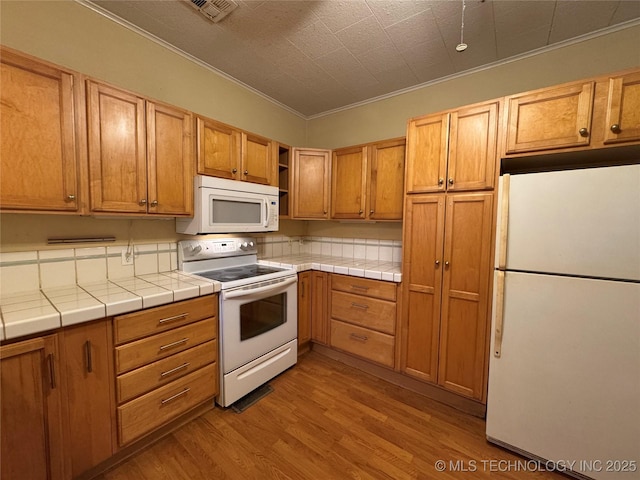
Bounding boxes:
[114,295,217,345]
[117,339,218,404]
[331,274,396,301]
[330,291,396,335]
[330,320,394,368]
[118,363,217,446]
[115,318,216,374]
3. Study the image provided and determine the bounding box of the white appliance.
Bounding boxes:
[176,176,279,235]
[178,237,297,407]
[486,164,640,480]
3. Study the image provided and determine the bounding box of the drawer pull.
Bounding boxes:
[350,284,369,291]
[159,338,189,351]
[350,302,369,310]
[160,387,191,405]
[158,313,188,325]
[160,362,190,378]
[349,333,368,342]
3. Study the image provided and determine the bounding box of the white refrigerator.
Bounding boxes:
[486,164,640,480]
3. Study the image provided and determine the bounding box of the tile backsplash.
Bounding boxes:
[256,235,402,263]
[0,243,177,296]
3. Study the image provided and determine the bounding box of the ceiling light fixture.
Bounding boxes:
[456,0,468,52]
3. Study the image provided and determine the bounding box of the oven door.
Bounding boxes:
[220,275,297,373]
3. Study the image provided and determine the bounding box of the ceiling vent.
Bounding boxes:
[185,0,238,23]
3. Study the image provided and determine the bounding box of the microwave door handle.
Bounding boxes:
[263,199,269,228]
[223,276,297,299]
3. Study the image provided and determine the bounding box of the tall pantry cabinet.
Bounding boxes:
[401,99,499,402]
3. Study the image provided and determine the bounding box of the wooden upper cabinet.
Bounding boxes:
[603,71,640,145]
[1,335,65,480]
[242,132,274,185]
[331,146,367,219]
[147,102,193,215]
[448,102,497,191]
[406,113,449,193]
[87,80,193,216]
[291,148,331,219]
[196,117,241,180]
[368,138,405,220]
[407,101,498,194]
[0,48,80,212]
[505,81,594,154]
[87,81,147,213]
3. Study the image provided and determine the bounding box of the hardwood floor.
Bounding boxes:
[95,351,567,480]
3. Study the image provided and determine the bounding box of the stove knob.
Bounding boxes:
[241,242,248,249]
[192,245,202,254]
[249,241,255,248]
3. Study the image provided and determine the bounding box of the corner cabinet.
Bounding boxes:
[1,335,65,480]
[401,193,494,401]
[406,101,498,193]
[0,48,81,212]
[291,148,331,219]
[87,80,193,216]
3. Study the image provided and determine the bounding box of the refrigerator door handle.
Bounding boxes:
[498,174,511,270]
[494,271,505,358]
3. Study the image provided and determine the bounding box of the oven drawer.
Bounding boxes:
[117,363,217,446]
[113,296,217,345]
[330,320,394,368]
[117,340,218,403]
[330,291,396,335]
[115,318,216,374]
[331,274,396,301]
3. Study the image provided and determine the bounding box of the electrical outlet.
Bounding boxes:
[121,250,134,266]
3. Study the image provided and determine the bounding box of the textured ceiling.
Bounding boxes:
[87,0,640,117]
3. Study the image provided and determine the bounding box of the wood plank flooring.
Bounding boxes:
[95,351,567,480]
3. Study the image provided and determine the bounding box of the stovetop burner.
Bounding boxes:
[195,264,287,283]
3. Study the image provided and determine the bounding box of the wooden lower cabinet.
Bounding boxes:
[328,275,398,368]
[402,192,494,401]
[60,319,115,478]
[0,335,65,480]
[297,271,312,350]
[310,271,330,345]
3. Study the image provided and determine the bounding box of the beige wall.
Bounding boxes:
[306,25,640,149]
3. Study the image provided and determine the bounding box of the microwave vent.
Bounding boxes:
[184,0,238,23]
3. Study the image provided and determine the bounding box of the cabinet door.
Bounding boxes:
[147,102,193,216]
[196,117,241,179]
[603,71,640,144]
[400,194,445,383]
[405,113,448,193]
[87,81,147,213]
[242,132,273,185]
[331,146,367,219]
[298,271,312,348]
[1,335,65,480]
[310,271,330,345]
[505,82,594,154]
[448,102,498,191]
[368,138,405,220]
[291,148,331,219]
[61,319,114,478]
[438,193,493,400]
[0,49,79,212]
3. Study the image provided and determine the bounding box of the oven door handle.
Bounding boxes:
[222,276,297,300]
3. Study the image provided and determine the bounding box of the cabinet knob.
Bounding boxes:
[448,178,454,185]
[445,261,450,266]
[244,170,249,175]
[610,124,621,134]
[139,199,147,206]
[66,194,75,201]
[438,178,444,186]
[579,127,589,137]
[323,210,327,214]
[370,209,374,214]
[150,200,158,207]
[358,209,363,215]
[435,260,440,266]
[232,168,237,174]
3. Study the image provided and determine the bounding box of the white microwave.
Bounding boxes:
[176,176,279,234]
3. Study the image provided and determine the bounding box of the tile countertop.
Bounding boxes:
[259,254,402,283]
[0,272,220,341]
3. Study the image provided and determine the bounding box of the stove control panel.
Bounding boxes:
[178,237,258,262]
